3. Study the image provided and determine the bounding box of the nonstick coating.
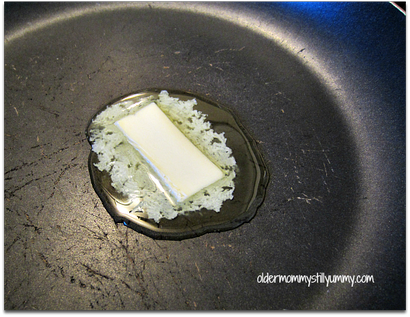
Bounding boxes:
[4,2,405,310]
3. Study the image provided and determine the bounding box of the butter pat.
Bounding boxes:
[115,102,224,202]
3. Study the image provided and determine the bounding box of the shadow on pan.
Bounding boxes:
[4,2,405,310]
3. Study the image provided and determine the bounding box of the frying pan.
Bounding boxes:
[4,2,405,310]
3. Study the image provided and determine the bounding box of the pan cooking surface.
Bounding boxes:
[4,2,405,310]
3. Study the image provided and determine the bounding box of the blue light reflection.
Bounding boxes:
[275,1,350,22]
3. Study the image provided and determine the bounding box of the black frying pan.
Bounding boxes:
[4,2,405,310]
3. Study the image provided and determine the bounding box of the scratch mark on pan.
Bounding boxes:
[316,138,334,173]
[322,176,331,193]
[6,236,20,252]
[54,164,78,186]
[309,128,334,177]
[38,252,52,268]
[81,263,114,280]
[296,193,322,204]
[194,262,202,281]
[323,162,328,177]
[214,46,245,53]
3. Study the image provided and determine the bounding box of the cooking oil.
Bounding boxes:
[86,89,269,240]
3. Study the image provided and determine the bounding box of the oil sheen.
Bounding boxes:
[86,89,269,240]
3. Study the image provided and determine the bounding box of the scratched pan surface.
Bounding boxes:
[4,2,405,310]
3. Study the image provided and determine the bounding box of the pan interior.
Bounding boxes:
[4,2,380,308]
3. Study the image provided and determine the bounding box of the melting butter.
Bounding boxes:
[87,90,269,239]
[115,102,224,203]
[88,90,236,222]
